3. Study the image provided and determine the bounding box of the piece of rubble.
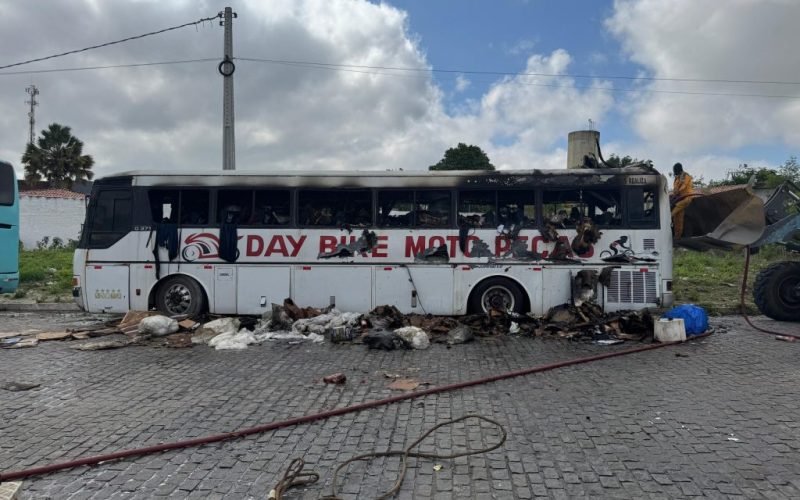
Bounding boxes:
[446,325,473,345]
[0,336,22,347]
[74,336,131,351]
[4,337,38,349]
[178,319,200,331]
[323,373,347,384]
[165,333,193,348]
[208,329,256,350]
[394,326,430,349]
[363,330,409,350]
[1,381,40,392]
[35,331,73,341]
[388,379,420,391]
[203,317,241,336]
[191,328,219,345]
[139,316,179,337]
[71,332,90,340]
[119,310,159,329]
[292,311,361,337]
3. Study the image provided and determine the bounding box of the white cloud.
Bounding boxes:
[606,0,800,178]
[454,74,470,92]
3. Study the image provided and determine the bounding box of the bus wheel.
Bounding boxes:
[156,276,206,317]
[469,278,526,314]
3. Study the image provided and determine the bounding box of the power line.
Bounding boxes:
[235,56,800,87]
[236,57,800,100]
[0,58,218,77]
[0,14,222,71]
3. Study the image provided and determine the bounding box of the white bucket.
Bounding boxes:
[654,318,686,342]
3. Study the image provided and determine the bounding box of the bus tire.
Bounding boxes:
[156,275,206,317]
[753,261,800,322]
[469,277,526,314]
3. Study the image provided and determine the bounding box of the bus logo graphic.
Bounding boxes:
[182,233,242,261]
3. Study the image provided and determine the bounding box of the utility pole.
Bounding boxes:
[25,85,39,145]
[220,7,237,170]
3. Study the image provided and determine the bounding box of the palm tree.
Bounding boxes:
[22,123,94,188]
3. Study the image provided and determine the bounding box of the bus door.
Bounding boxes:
[84,188,132,312]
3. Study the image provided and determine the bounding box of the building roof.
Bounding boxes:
[20,188,87,200]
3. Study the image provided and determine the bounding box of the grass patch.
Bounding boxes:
[14,247,74,301]
[673,244,799,315]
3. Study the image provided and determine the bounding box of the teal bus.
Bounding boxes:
[0,161,19,294]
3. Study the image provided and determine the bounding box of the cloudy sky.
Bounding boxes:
[1,0,798,183]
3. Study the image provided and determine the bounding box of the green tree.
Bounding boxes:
[429,143,495,171]
[604,154,637,168]
[22,123,94,188]
[778,155,800,184]
[708,163,785,188]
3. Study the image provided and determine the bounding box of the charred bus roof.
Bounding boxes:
[96,164,664,189]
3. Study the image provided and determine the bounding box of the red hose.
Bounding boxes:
[740,247,800,339]
[0,334,709,483]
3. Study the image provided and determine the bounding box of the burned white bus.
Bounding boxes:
[73,166,673,316]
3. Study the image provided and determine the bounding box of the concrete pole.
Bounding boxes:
[221,7,236,170]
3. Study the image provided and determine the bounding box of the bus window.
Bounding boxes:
[180,190,210,225]
[458,190,495,228]
[416,190,451,227]
[0,165,13,206]
[299,190,371,227]
[378,190,413,227]
[497,191,536,228]
[217,189,253,224]
[627,187,658,227]
[253,190,291,226]
[149,190,178,223]
[89,190,131,248]
[543,190,585,228]
[584,189,622,227]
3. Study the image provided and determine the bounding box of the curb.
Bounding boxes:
[0,303,80,312]
[0,481,21,500]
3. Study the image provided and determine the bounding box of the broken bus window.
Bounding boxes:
[299,190,372,227]
[415,190,451,227]
[378,190,413,227]
[148,189,210,226]
[458,190,496,228]
[217,189,253,224]
[543,188,621,228]
[627,187,658,228]
[253,190,291,226]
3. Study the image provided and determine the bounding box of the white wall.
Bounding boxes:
[19,196,86,249]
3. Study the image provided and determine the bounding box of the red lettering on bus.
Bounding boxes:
[319,236,337,255]
[445,235,460,257]
[463,236,480,257]
[246,235,264,257]
[286,235,306,257]
[265,235,288,256]
[429,236,446,250]
[495,236,510,256]
[371,235,388,258]
[405,236,426,257]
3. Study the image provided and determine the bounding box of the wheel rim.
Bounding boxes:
[481,285,515,312]
[778,275,800,308]
[164,283,193,315]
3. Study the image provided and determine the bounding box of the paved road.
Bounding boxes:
[1,312,799,499]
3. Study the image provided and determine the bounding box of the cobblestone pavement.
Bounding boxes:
[1,312,799,499]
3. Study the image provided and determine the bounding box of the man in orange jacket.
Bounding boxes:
[670,162,694,238]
